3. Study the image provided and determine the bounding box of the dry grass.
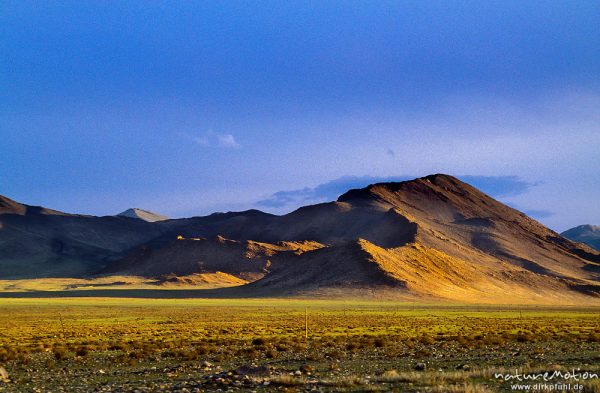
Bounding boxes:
[0,273,247,292]
[270,375,306,386]
[0,299,598,391]
[582,379,600,393]
[432,382,496,393]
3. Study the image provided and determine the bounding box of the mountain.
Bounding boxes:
[117,208,168,222]
[562,225,600,251]
[240,175,600,302]
[1,174,599,303]
[0,195,26,215]
[0,198,165,278]
[101,235,324,282]
[0,195,70,216]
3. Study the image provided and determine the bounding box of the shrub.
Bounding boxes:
[53,347,71,361]
[419,335,435,345]
[516,333,535,343]
[76,347,89,357]
[374,338,386,348]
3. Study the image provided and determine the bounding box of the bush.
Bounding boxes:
[516,333,535,343]
[483,336,505,345]
[76,347,89,357]
[374,338,386,348]
[53,347,71,361]
[587,333,600,343]
[419,335,435,345]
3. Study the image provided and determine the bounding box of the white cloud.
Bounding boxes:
[215,133,241,148]
[192,135,209,146]
[186,130,241,149]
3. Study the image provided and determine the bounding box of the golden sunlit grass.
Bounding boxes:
[0,273,247,292]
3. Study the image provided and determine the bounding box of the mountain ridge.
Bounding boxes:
[562,224,600,251]
[117,208,169,222]
[0,195,72,216]
[1,174,599,303]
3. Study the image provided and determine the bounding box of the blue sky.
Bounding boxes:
[1,1,599,231]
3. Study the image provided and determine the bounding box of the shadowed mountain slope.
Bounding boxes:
[562,225,600,251]
[0,212,164,278]
[1,175,599,303]
[337,175,600,279]
[101,235,324,281]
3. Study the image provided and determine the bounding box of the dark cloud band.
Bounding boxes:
[257,175,538,210]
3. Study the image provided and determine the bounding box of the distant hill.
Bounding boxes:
[117,208,168,222]
[562,225,600,251]
[1,174,599,303]
[0,197,164,278]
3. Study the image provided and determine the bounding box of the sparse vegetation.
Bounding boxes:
[0,298,598,392]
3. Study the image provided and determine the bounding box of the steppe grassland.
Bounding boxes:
[0,298,599,392]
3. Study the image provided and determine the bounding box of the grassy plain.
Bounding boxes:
[0,298,599,392]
